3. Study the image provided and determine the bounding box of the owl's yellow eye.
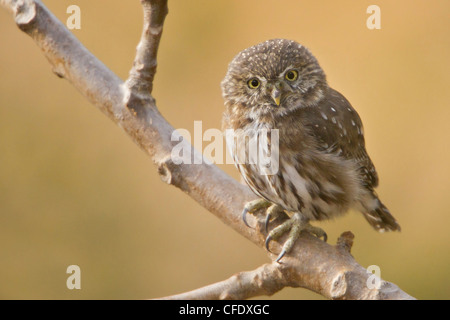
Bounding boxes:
[247,78,260,89]
[285,70,298,81]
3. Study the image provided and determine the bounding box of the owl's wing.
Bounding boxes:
[302,88,379,189]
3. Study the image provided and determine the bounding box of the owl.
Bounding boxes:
[221,39,400,262]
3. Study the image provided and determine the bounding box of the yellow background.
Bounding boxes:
[0,0,449,299]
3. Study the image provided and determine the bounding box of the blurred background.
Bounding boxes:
[0,0,449,299]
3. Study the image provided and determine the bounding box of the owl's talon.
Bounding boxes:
[242,208,253,229]
[264,214,271,233]
[265,212,327,263]
[264,204,286,233]
[242,200,326,262]
[305,224,328,242]
[265,235,273,252]
[275,250,287,263]
[241,199,272,228]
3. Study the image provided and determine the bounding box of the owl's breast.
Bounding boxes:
[225,119,363,220]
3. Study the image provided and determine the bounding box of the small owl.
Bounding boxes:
[221,39,400,262]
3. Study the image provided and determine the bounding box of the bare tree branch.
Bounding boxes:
[0,0,415,300]
[159,232,415,300]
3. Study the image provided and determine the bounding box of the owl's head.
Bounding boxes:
[221,39,327,119]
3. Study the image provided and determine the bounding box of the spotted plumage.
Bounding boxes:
[221,39,400,261]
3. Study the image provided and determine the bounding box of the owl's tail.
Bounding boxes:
[362,197,401,232]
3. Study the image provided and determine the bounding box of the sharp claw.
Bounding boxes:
[275,250,286,263]
[242,208,253,228]
[264,213,271,233]
[265,235,273,252]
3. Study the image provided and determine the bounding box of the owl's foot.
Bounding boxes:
[242,199,272,228]
[263,204,286,233]
[242,199,286,229]
[265,213,327,263]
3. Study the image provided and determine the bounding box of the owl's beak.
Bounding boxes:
[271,88,281,106]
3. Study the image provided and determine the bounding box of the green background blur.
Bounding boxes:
[1,0,449,299]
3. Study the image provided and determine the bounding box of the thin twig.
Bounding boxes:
[158,263,287,300]
[127,0,167,93]
[125,0,168,117]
